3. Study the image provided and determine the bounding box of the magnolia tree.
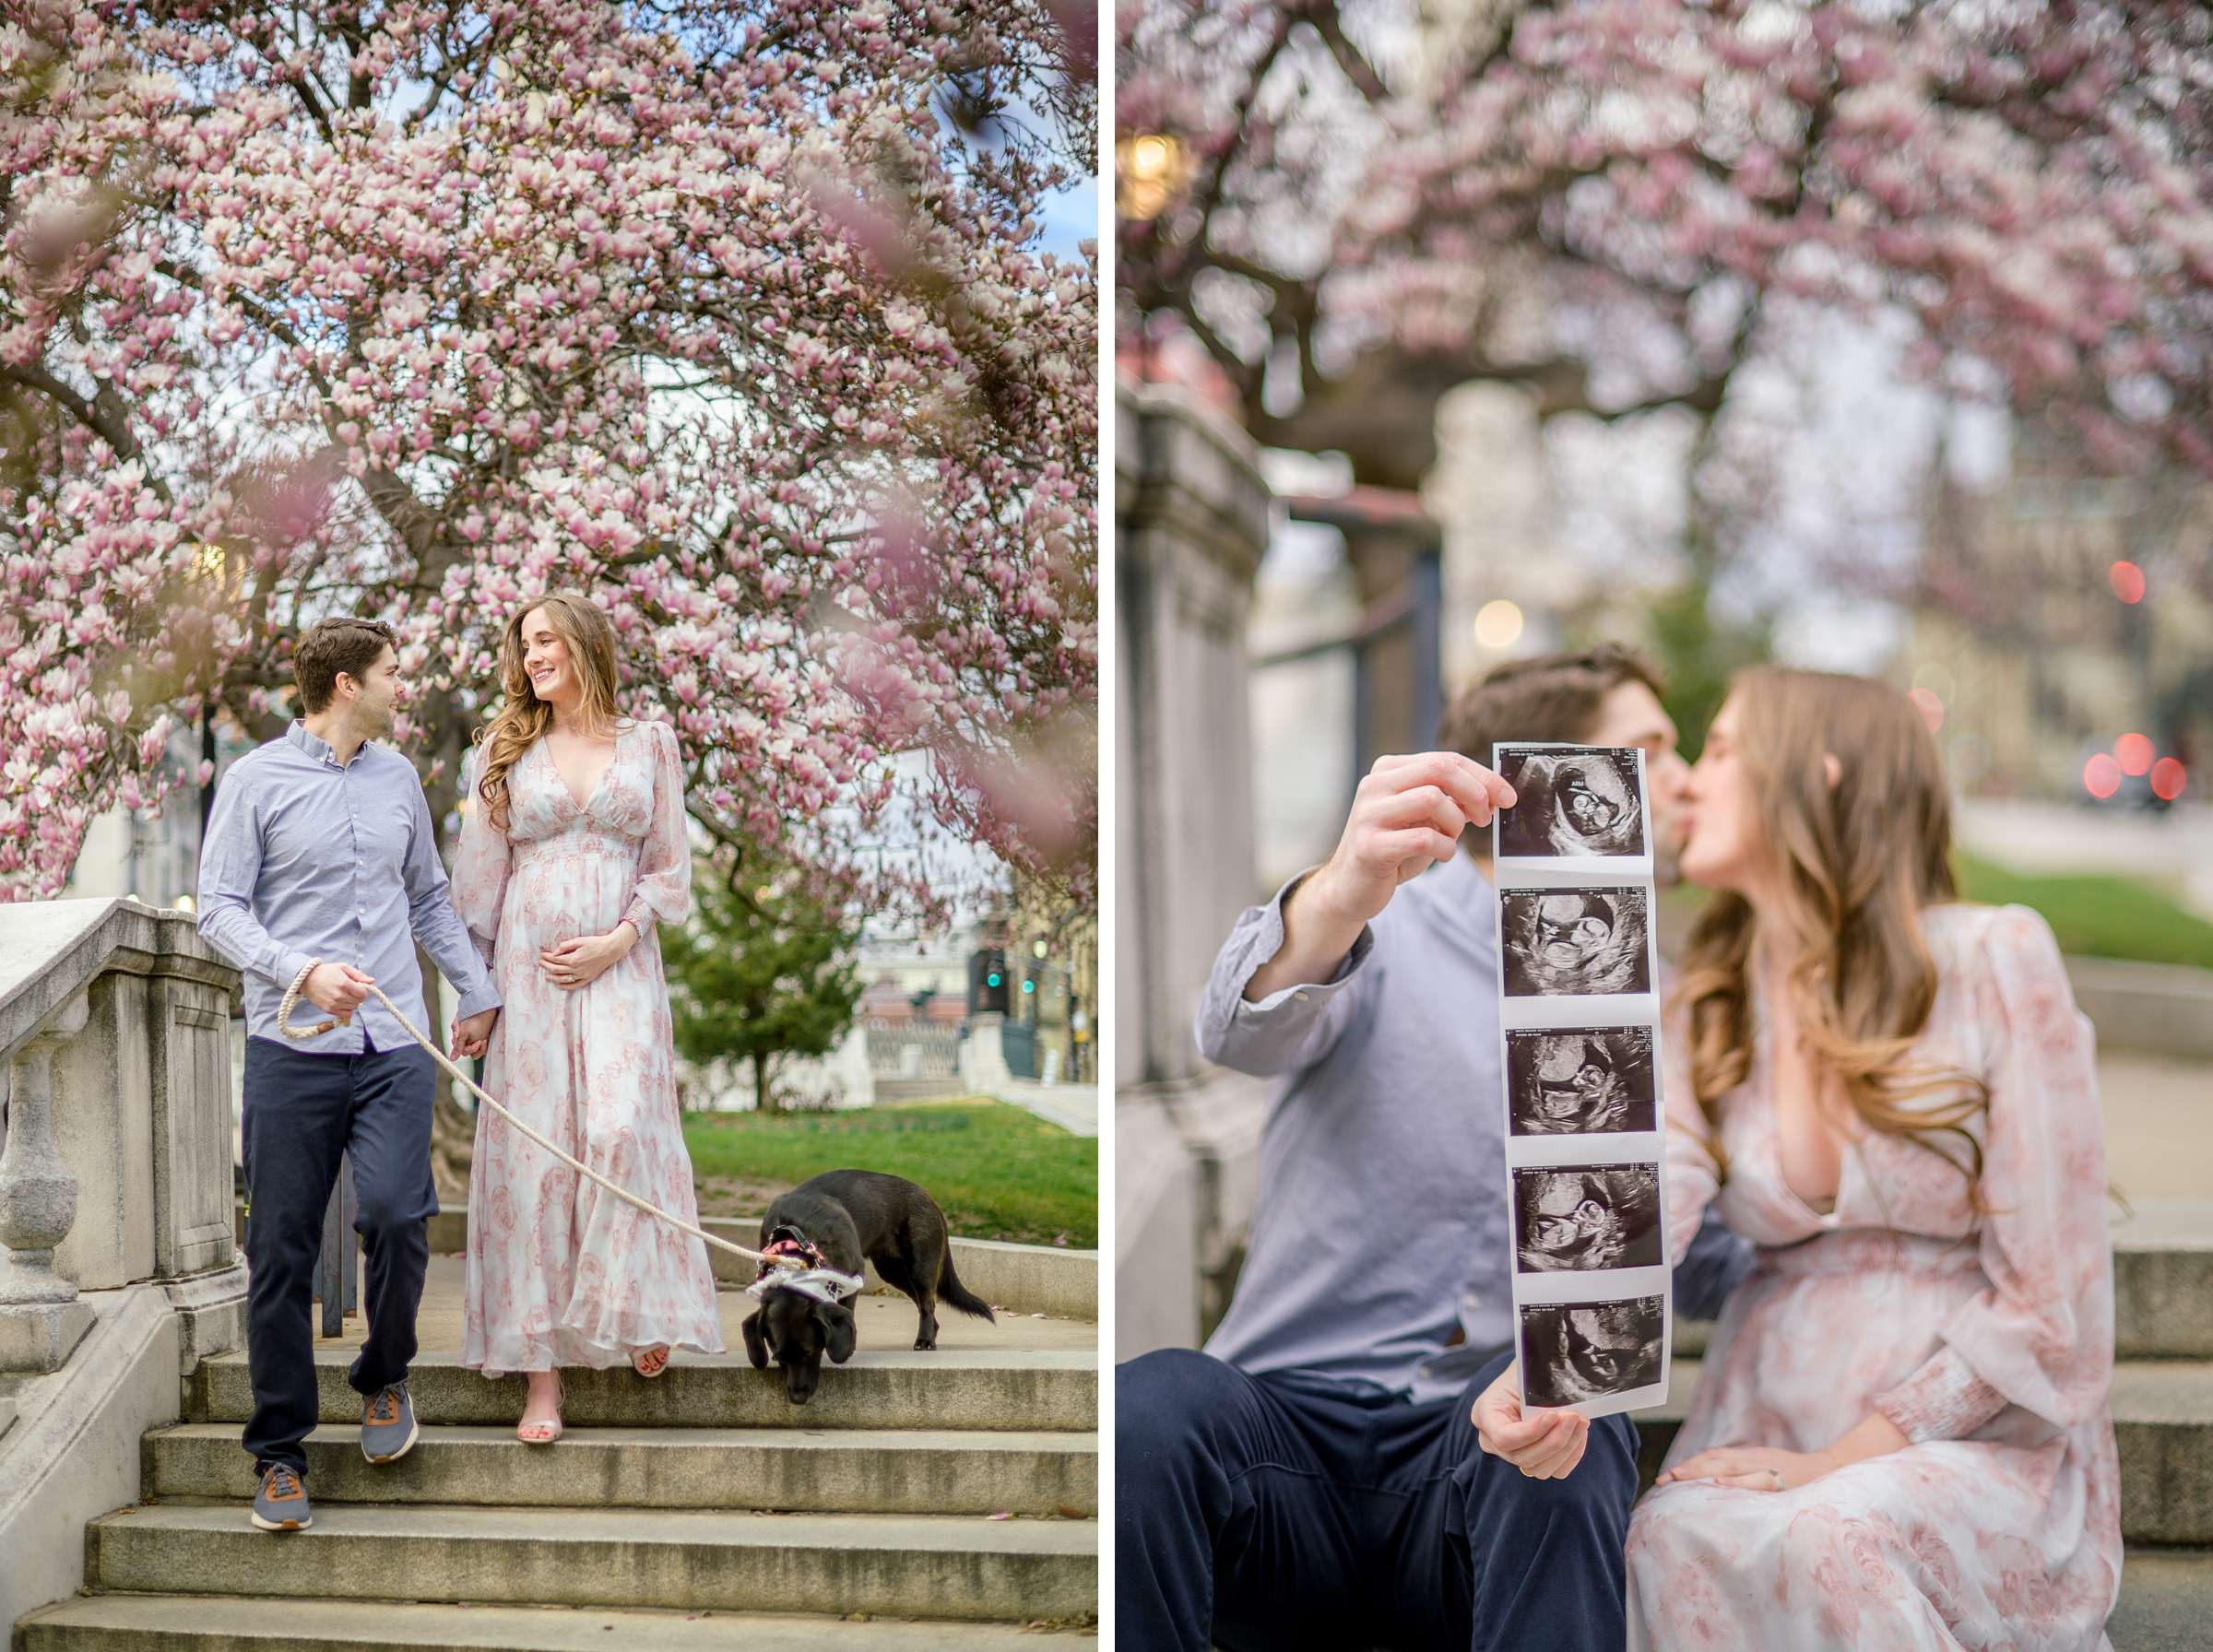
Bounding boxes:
[1119,0,2213,493]
[0,0,1098,913]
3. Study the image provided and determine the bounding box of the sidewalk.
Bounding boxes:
[987,1079,1097,1138]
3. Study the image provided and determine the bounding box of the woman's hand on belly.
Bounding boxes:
[1659,1411,1911,1493]
[540,921,638,991]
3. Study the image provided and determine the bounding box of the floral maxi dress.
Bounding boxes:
[451,719,726,1375]
[1627,903,2121,1652]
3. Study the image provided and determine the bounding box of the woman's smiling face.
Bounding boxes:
[520,608,576,706]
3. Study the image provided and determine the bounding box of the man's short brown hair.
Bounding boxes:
[1438,643,1664,765]
[293,618,398,714]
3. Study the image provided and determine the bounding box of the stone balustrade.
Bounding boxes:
[0,898,246,1375]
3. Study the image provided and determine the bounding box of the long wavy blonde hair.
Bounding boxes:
[1675,667,1988,1193]
[473,593,622,832]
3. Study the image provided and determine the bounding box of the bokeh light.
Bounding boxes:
[2115,733,2156,775]
[2110,560,2147,603]
[2084,753,2123,798]
[1907,687,1944,733]
[1473,599,1525,650]
[2152,759,2189,801]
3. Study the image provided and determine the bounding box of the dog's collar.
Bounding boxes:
[749,1224,863,1304]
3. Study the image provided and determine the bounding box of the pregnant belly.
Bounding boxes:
[502,844,637,953]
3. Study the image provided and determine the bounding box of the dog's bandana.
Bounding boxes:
[745,1228,864,1305]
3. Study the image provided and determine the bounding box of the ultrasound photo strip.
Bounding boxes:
[1519,1295,1667,1410]
[1492,744,1652,875]
[1491,744,1673,1420]
[1506,1028,1657,1137]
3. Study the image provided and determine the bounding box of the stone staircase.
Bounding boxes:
[16,1275,1097,1648]
[1642,1198,2213,1652]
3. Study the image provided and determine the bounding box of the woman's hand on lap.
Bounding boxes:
[1659,1445,1836,1493]
[1473,1363,1590,1479]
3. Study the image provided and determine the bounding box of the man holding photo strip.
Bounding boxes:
[1118,647,1750,1652]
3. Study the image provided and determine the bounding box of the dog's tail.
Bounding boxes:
[938,1247,996,1323]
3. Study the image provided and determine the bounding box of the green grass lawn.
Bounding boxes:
[1953,854,2213,970]
[682,1098,1097,1249]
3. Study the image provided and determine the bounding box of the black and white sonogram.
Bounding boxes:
[1497,749,1645,859]
[1500,888,1652,997]
[1506,1029,1657,1136]
[1511,1164,1663,1273]
[1520,1296,1666,1408]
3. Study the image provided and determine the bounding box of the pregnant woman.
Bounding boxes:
[1626,667,2118,1650]
[452,592,725,1442]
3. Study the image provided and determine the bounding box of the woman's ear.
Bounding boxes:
[1822,753,1841,791]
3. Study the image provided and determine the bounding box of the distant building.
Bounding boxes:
[1911,429,2213,801]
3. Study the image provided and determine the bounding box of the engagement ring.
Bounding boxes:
[1768,1467,1783,1491]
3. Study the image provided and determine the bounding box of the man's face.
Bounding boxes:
[1585,679,1688,878]
[339,645,402,736]
[1534,894,1612,968]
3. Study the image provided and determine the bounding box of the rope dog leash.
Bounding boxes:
[275,962,862,1299]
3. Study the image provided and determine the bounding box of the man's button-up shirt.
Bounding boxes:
[196,720,501,1054]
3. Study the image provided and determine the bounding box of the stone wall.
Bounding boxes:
[1114,381,1272,1360]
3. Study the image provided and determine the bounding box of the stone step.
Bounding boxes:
[18,1594,1072,1649]
[2115,1202,2213,1361]
[145,1423,1097,1516]
[82,1503,1096,1623]
[2110,1548,2213,1652]
[1638,1359,2213,1545]
[188,1350,1095,1434]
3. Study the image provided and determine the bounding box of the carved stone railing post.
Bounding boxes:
[0,990,94,1370]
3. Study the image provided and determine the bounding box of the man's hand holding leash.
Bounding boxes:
[301,962,376,1024]
[1246,752,1517,1001]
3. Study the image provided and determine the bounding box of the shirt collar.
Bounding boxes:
[287,719,349,769]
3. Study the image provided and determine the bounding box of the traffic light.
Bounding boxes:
[968,947,1010,1014]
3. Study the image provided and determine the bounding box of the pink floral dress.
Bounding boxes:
[1627,903,2121,1652]
[450,719,726,1375]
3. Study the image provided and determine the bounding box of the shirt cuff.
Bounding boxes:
[621,896,656,939]
[269,948,319,994]
[1874,1344,2009,1443]
[455,979,503,1020]
[1232,868,1374,1008]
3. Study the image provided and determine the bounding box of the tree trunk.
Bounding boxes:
[753,1049,777,1115]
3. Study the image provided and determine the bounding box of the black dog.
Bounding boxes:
[741,1169,995,1404]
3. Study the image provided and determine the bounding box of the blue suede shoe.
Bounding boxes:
[360,1381,419,1464]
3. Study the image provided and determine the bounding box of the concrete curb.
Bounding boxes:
[2067,956,2213,1060]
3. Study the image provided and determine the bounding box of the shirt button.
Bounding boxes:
[1294,991,1309,1001]
[1463,1293,1481,1311]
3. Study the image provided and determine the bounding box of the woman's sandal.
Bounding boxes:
[631,1344,671,1379]
[516,1371,564,1445]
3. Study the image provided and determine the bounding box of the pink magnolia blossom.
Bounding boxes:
[1120,0,2213,484]
[1,0,1098,912]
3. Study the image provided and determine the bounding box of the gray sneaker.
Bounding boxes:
[361,1381,419,1464]
[251,1462,313,1531]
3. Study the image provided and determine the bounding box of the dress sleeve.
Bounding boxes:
[1915,904,2113,1432]
[621,723,692,938]
[1660,1009,1722,1270]
[450,753,512,967]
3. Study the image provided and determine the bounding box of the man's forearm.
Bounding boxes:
[1243,870,1366,1002]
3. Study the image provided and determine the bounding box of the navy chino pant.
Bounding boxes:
[240,1032,437,1476]
[1117,1348,1638,1652]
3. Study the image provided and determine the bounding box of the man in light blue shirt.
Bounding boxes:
[1118,646,1751,1652]
[198,617,501,1531]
